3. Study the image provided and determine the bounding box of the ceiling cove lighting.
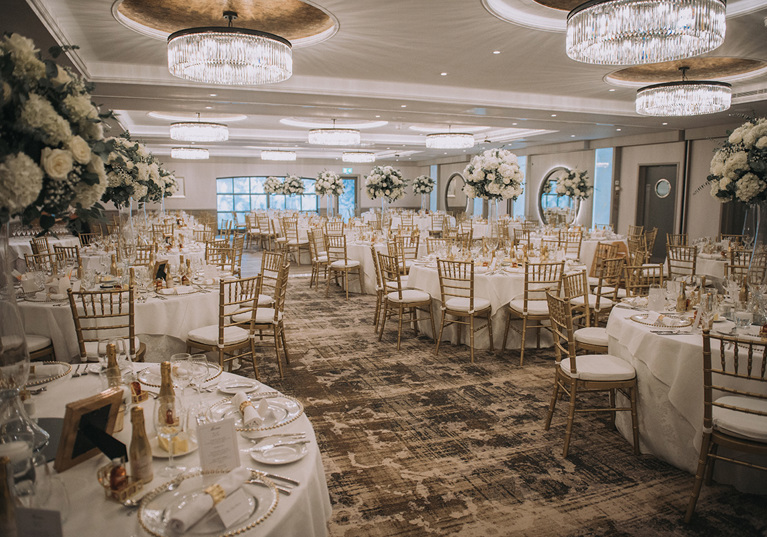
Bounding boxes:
[636,66,732,116]
[170,114,229,142]
[308,119,361,146]
[167,10,292,86]
[342,152,375,163]
[171,147,209,160]
[261,150,297,161]
[425,130,475,149]
[566,0,726,65]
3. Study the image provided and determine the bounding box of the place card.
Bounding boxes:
[215,488,252,528]
[197,418,240,472]
[16,507,63,537]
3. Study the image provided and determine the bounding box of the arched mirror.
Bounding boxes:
[445,173,470,217]
[538,166,580,226]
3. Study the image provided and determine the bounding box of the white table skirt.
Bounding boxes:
[606,308,766,493]
[9,235,81,272]
[696,253,727,279]
[18,290,219,362]
[34,365,331,537]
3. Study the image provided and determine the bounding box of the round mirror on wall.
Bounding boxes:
[538,166,580,226]
[445,173,471,217]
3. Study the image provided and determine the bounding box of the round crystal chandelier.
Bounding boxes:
[170,114,229,142]
[566,0,726,65]
[425,131,475,149]
[261,150,297,161]
[168,11,292,86]
[171,147,209,159]
[308,119,361,146]
[636,67,732,116]
[342,152,375,163]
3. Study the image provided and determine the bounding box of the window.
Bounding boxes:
[592,148,614,227]
[429,165,438,211]
[512,156,527,218]
[216,176,318,229]
[339,177,357,220]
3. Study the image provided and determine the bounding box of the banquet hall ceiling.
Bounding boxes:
[11,0,767,162]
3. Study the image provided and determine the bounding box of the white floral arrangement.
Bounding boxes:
[708,117,767,204]
[556,168,593,200]
[463,149,524,201]
[264,176,284,194]
[365,165,407,202]
[283,174,305,196]
[412,175,435,194]
[102,133,176,208]
[314,170,345,196]
[0,33,110,233]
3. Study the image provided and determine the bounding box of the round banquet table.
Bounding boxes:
[696,253,727,279]
[9,235,81,272]
[18,288,218,362]
[79,246,207,272]
[33,364,331,537]
[606,307,766,494]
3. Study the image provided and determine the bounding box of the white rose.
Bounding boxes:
[41,147,74,181]
[67,135,91,164]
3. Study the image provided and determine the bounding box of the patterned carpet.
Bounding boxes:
[232,273,767,537]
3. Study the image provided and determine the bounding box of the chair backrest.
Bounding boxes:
[325,221,345,235]
[307,229,322,260]
[205,239,229,266]
[748,251,767,286]
[193,229,215,243]
[513,228,532,247]
[591,242,620,278]
[25,252,57,274]
[521,262,564,311]
[594,257,625,302]
[377,251,404,298]
[701,330,767,437]
[430,214,444,232]
[396,234,419,261]
[282,218,300,242]
[400,214,414,227]
[53,244,80,266]
[562,270,590,327]
[78,232,102,247]
[153,223,174,236]
[562,234,582,258]
[666,244,697,280]
[326,234,349,264]
[426,238,453,255]
[256,214,272,235]
[437,259,475,310]
[546,291,578,371]
[718,233,744,245]
[260,250,287,300]
[134,244,155,266]
[230,234,245,276]
[645,227,659,253]
[624,264,664,297]
[217,276,259,341]
[666,233,688,247]
[370,245,384,292]
[628,224,644,237]
[67,287,138,359]
[30,237,50,255]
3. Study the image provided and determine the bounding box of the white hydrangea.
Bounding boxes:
[412,175,434,194]
[463,149,524,200]
[365,166,406,201]
[62,94,99,132]
[73,155,108,208]
[19,94,72,146]
[264,176,284,194]
[2,33,45,82]
[0,152,44,214]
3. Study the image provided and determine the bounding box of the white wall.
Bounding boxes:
[686,138,725,240]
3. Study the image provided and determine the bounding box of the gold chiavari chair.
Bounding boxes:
[426,238,453,255]
[67,286,146,362]
[230,234,245,277]
[502,261,564,365]
[566,267,616,327]
[667,244,697,281]
[684,329,767,523]
[624,264,664,297]
[377,251,435,350]
[571,258,625,355]
[627,234,650,265]
[429,214,444,237]
[134,244,155,267]
[256,213,276,250]
[644,227,658,255]
[562,271,592,329]
[435,259,493,363]
[152,223,175,241]
[231,211,247,233]
[588,242,620,288]
[24,252,57,274]
[718,233,745,245]
[396,224,418,238]
[399,213,414,227]
[244,214,260,249]
[627,224,644,237]
[307,229,329,289]
[78,232,102,247]
[205,239,230,269]
[562,232,583,260]
[325,234,364,299]
[53,244,81,266]
[456,231,473,250]
[666,233,689,247]
[324,221,345,236]
[544,291,640,458]
[747,251,767,286]
[30,236,50,255]
[395,234,420,275]
[513,228,532,248]
[193,229,215,243]
[282,217,309,265]
[370,244,386,330]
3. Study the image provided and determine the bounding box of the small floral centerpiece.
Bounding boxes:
[463,149,524,200]
[412,175,435,194]
[282,174,305,196]
[264,176,284,194]
[365,165,407,202]
[0,33,110,233]
[102,133,177,208]
[708,117,767,204]
[314,170,345,196]
[556,169,593,200]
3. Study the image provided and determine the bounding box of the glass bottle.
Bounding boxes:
[676,283,687,313]
[105,344,121,388]
[158,362,175,398]
[129,406,153,484]
[0,456,15,537]
[110,254,118,277]
[109,457,127,491]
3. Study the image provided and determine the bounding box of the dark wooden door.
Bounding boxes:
[636,165,677,262]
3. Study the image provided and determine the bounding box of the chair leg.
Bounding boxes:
[544,377,559,430]
[704,444,718,485]
[249,339,260,381]
[379,302,388,342]
[684,433,713,524]
[280,324,290,364]
[325,269,331,297]
[358,268,364,294]
[373,294,381,328]
[502,312,511,353]
[609,389,616,427]
[629,383,640,455]
[563,381,578,457]
[273,330,284,378]
[396,305,404,350]
[519,317,528,366]
[469,315,475,363]
[487,313,494,353]
[428,305,436,345]
[435,311,446,355]
[344,271,349,300]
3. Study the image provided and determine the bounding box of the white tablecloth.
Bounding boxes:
[696,253,727,279]
[80,247,207,272]
[9,235,81,272]
[34,365,331,537]
[606,307,766,493]
[18,289,219,362]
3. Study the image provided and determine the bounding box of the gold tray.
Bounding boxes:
[630,313,692,328]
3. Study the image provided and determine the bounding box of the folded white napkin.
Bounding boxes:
[167,467,251,534]
[158,285,195,296]
[233,392,261,427]
[21,276,38,294]
[28,364,61,378]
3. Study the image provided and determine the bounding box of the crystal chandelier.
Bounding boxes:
[308,120,361,146]
[342,152,375,163]
[566,0,726,65]
[171,147,209,159]
[261,150,297,161]
[168,11,292,86]
[636,67,732,116]
[425,131,475,149]
[170,114,229,142]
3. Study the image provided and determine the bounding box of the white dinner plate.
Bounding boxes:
[249,442,308,465]
[218,379,261,394]
[150,435,198,458]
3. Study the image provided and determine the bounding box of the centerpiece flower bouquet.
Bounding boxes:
[708,117,767,204]
[282,174,305,196]
[556,169,592,200]
[365,166,407,202]
[264,176,284,195]
[412,175,435,194]
[314,170,345,196]
[463,149,524,200]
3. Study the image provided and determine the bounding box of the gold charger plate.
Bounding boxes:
[208,393,304,432]
[630,313,692,328]
[137,363,222,388]
[25,361,72,386]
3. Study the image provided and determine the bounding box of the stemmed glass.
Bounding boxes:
[188,354,211,393]
[699,292,717,331]
[170,353,193,398]
[154,395,186,477]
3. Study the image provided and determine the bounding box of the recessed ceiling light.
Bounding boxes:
[210,93,217,97]
[401,105,407,108]
[205,106,212,109]
[616,128,622,131]
[551,114,557,117]
[375,115,381,118]
[571,135,576,137]
[662,122,669,125]
[493,50,501,54]
[609,89,616,92]
[441,72,447,76]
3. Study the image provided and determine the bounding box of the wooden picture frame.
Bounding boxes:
[54,388,124,473]
[153,260,168,281]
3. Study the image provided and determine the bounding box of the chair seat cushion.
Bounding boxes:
[26,334,52,353]
[84,336,142,358]
[187,325,250,346]
[571,294,614,310]
[330,260,361,269]
[508,298,550,316]
[574,327,608,347]
[587,276,601,287]
[445,297,491,313]
[385,276,408,290]
[559,354,636,381]
[232,308,283,324]
[287,239,308,246]
[275,237,287,243]
[601,286,628,298]
[713,395,767,442]
[386,289,431,303]
[314,255,328,263]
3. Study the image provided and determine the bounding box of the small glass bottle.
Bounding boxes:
[129,406,153,484]
[109,457,127,491]
[158,361,175,398]
[676,283,687,313]
[106,343,122,388]
[110,254,118,277]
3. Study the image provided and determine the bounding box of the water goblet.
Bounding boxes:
[170,353,193,397]
[189,354,211,393]
[734,304,753,333]
[154,395,186,477]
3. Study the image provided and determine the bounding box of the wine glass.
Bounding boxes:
[170,353,193,397]
[699,292,717,331]
[188,354,211,394]
[154,395,186,477]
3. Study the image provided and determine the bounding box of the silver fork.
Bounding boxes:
[71,364,83,378]
[246,433,306,445]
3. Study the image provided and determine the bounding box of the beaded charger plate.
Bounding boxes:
[630,313,692,328]
[137,470,278,537]
[208,393,304,432]
[137,363,222,388]
[25,361,72,386]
